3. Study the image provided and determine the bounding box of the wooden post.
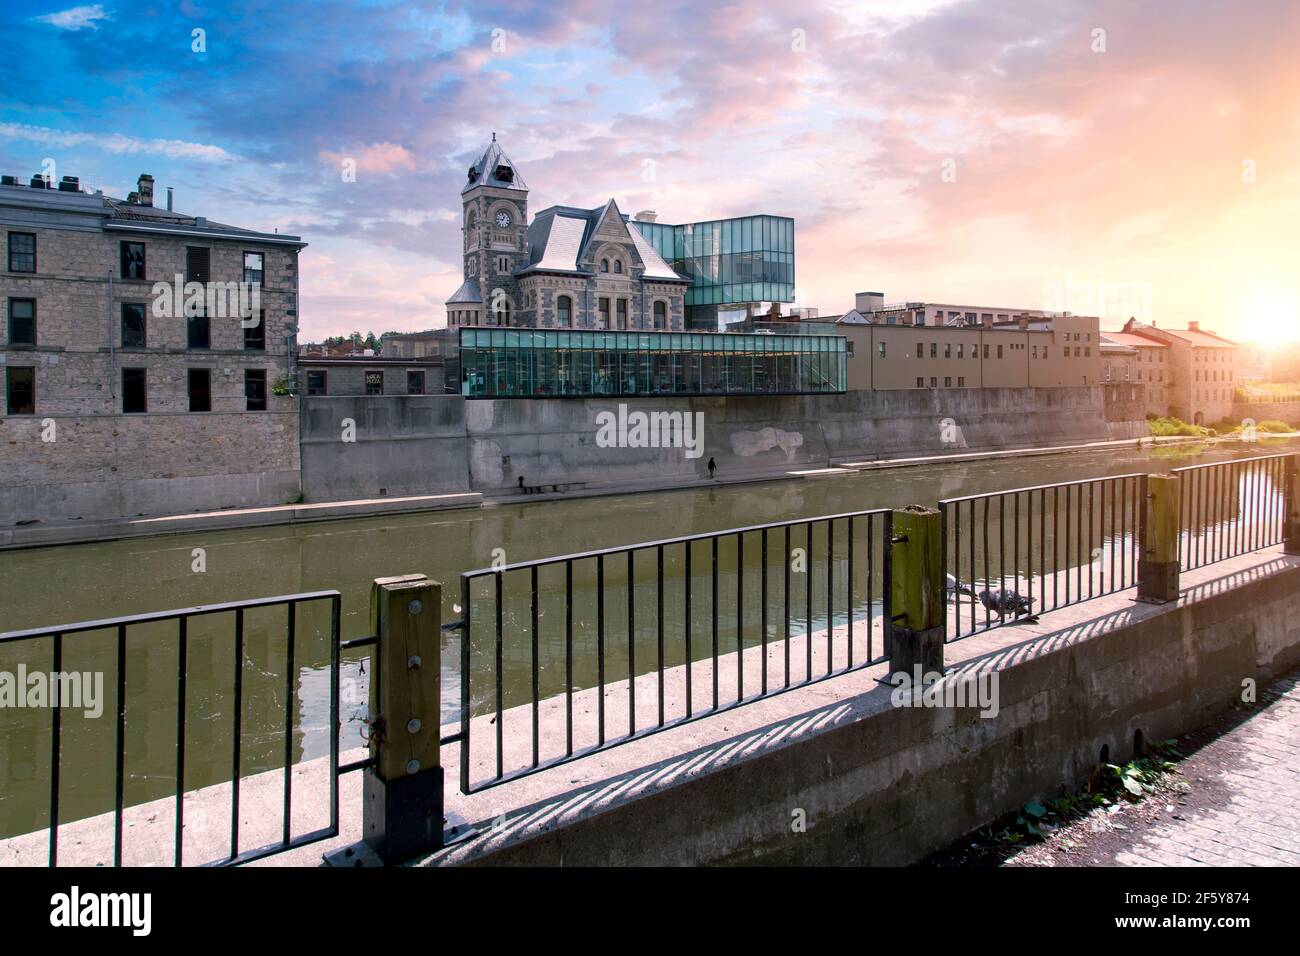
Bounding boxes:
[1138,475,1180,604]
[889,506,944,678]
[362,574,444,864]
[1286,454,1300,556]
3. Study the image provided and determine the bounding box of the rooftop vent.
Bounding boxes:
[57,175,80,193]
[30,174,49,189]
[0,175,16,186]
[136,173,154,206]
[634,210,658,223]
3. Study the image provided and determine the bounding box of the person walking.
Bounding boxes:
[707,456,717,480]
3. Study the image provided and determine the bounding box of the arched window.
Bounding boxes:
[613,259,623,274]
[653,301,667,329]
[557,295,572,327]
[600,258,609,273]
[494,301,510,326]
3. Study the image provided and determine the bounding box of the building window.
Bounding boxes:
[188,368,212,412]
[958,376,965,387]
[245,369,268,410]
[306,370,327,395]
[983,344,990,359]
[121,303,147,348]
[929,343,937,358]
[186,246,211,284]
[944,376,952,387]
[616,299,628,329]
[120,241,146,280]
[653,300,666,329]
[613,259,623,274]
[493,300,510,325]
[957,343,964,359]
[122,368,147,413]
[7,232,35,273]
[997,344,1004,359]
[1084,347,1091,357]
[600,258,609,273]
[929,377,937,388]
[916,344,923,360]
[916,377,924,388]
[497,256,510,273]
[243,309,266,350]
[5,366,34,414]
[407,370,425,395]
[8,298,35,345]
[599,297,610,328]
[558,295,573,327]
[944,343,951,359]
[187,309,211,349]
[364,370,383,395]
[878,341,886,358]
[243,251,264,286]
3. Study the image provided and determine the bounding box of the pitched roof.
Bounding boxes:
[462,136,527,195]
[520,200,687,281]
[628,226,684,281]
[1101,332,1168,349]
[446,278,483,304]
[1159,328,1238,348]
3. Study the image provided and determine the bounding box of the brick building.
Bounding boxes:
[0,172,305,523]
[1115,318,1239,425]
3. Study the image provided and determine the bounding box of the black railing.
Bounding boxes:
[941,474,1146,640]
[456,509,893,793]
[0,591,344,867]
[1172,454,1293,573]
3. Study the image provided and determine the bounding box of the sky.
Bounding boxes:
[1,0,1298,343]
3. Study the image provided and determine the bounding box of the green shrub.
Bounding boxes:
[1147,416,1215,438]
[1256,419,1295,433]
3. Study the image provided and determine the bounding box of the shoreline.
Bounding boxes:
[1,432,1289,553]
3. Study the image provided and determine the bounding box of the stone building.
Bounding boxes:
[1116,318,1239,425]
[1100,330,1169,417]
[445,136,690,331]
[0,172,305,524]
[295,353,445,396]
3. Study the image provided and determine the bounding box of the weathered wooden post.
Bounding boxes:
[363,574,444,864]
[889,505,945,678]
[1286,454,1300,556]
[1138,475,1180,604]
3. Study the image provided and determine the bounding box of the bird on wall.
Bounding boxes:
[977,589,1037,622]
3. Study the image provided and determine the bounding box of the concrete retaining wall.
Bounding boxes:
[299,395,469,501]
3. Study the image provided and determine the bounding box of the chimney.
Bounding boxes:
[634,210,657,223]
[1187,320,1200,332]
[1017,316,1029,330]
[136,173,154,207]
[167,186,174,211]
[982,315,993,330]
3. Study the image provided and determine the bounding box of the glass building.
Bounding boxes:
[631,215,795,328]
[459,328,844,398]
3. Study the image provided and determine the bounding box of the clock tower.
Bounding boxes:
[457,133,528,327]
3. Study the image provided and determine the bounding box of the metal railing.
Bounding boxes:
[0,590,348,867]
[454,509,893,793]
[940,474,1146,640]
[1172,454,1293,573]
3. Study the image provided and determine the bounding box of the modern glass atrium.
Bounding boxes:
[631,215,795,309]
[459,328,845,398]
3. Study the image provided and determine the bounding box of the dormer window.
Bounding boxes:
[493,164,514,184]
[467,167,478,183]
[600,258,609,273]
[613,259,623,274]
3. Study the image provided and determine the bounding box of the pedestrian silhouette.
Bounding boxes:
[707,456,717,479]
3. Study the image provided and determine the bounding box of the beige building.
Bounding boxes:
[1100,331,1169,417]
[835,310,1102,391]
[1115,319,1239,425]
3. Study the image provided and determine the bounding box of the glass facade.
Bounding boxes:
[459,328,844,398]
[632,215,795,308]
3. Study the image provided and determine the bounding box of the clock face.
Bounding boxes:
[495,211,512,229]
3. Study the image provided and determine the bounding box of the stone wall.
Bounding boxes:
[0,402,300,524]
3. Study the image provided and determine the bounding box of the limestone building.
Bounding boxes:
[0,171,305,523]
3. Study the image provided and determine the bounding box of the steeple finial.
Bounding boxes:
[491,131,496,142]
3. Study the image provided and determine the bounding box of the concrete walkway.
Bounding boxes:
[1108,671,1300,867]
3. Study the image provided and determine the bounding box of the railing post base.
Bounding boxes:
[1285,454,1300,555]
[1136,560,1180,604]
[888,624,944,679]
[363,765,445,865]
